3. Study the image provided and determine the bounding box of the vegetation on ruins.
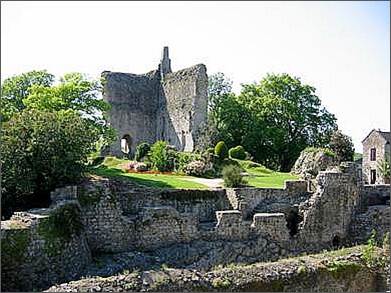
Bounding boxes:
[328,130,355,162]
[222,165,247,187]
[1,109,100,218]
[207,72,338,171]
[0,71,114,219]
[377,157,390,180]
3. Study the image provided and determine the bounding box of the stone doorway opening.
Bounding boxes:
[286,208,303,237]
[121,134,132,157]
[370,169,376,184]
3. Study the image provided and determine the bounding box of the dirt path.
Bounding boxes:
[183,177,224,189]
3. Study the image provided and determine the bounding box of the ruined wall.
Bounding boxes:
[349,205,390,244]
[226,180,310,219]
[1,200,91,291]
[102,70,161,156]
[102,49,208,156]
[296,163,361,248]
[4,162,390,291]
[46,246,390,293]
[160,64,208,151]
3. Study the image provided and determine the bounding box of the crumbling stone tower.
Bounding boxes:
[102,47,208,157]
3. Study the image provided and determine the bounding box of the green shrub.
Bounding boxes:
[207,147,215,154]
[135,142,151,162]
[222,165,247,187]
[175,152,200,173]
[229,145,246,160]
[148,141,176,172]
[215,141,228,159]
[1,109,99,219]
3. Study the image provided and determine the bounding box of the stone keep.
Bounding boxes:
[102,47,208,156]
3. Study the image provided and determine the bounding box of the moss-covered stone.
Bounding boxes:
[325,260,362,280]
[37,203,83,256]
[77,187,102,207]
[1,228,30,265]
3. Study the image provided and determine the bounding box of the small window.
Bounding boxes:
[370,148,376,161]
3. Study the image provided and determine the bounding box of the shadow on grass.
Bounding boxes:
[90,166,174,189]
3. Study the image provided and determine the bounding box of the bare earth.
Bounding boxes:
[183,177,224,189]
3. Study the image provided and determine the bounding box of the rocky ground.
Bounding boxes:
[47,245,389,292]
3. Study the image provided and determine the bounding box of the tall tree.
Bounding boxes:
[238,74,337,170]
[208,73,338,171]
[1,70,54,121]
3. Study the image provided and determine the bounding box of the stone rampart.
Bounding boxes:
[226,180,310,219]
[1,200,91,291]
[3,162,389,290]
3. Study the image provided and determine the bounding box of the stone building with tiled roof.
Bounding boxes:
[362,129,390,184]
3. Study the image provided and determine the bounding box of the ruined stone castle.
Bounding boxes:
[2,162,390,291]
[102,47,208,157]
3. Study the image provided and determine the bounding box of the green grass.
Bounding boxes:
[90,156,298,189]
[90,157,207,189]
[234,159,299,188]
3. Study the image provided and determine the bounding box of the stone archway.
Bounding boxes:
[121,134,132,156]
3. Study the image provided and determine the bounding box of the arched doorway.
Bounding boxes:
[121,134,132,157]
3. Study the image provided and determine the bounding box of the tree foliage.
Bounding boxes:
[328,130,355,162]
[1,70,54,121]
[1,71,115,146]
[208,73,338,171]
[1,109,100,219]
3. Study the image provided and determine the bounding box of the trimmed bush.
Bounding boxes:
[135,142,151,162]
[222,165,247,188]
[148,141,176,172]
[229,145,246,160]
[207,147,215,154]
[215,141,228,159]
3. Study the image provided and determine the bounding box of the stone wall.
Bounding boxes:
[102,48,208,155]
[349,205,390,244]
[1,199,91,291]
[296,163,360,248]
[46,246,389,292]
[359,184,390,210]
[160,64,208,151]
[102,70,161,156]
[226,180,310,219]
[3,162,390,290]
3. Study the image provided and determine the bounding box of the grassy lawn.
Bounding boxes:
[234,159,299,188]
[90,157,207,189]
[90,156,298,189]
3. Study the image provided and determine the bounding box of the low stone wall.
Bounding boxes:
[359,184,390,210]
[349,205,390,244]
[226,180,310,219]
[111,182,231,222]
[1,201,91,292]
[46,246,389,292]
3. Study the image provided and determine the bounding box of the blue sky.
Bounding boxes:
[1,1,390,152]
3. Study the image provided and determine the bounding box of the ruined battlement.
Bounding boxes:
[102,47,208,156]
[2,162,389,291]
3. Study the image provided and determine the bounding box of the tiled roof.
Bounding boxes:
[362,129,391,143]
[379,131,391,143]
